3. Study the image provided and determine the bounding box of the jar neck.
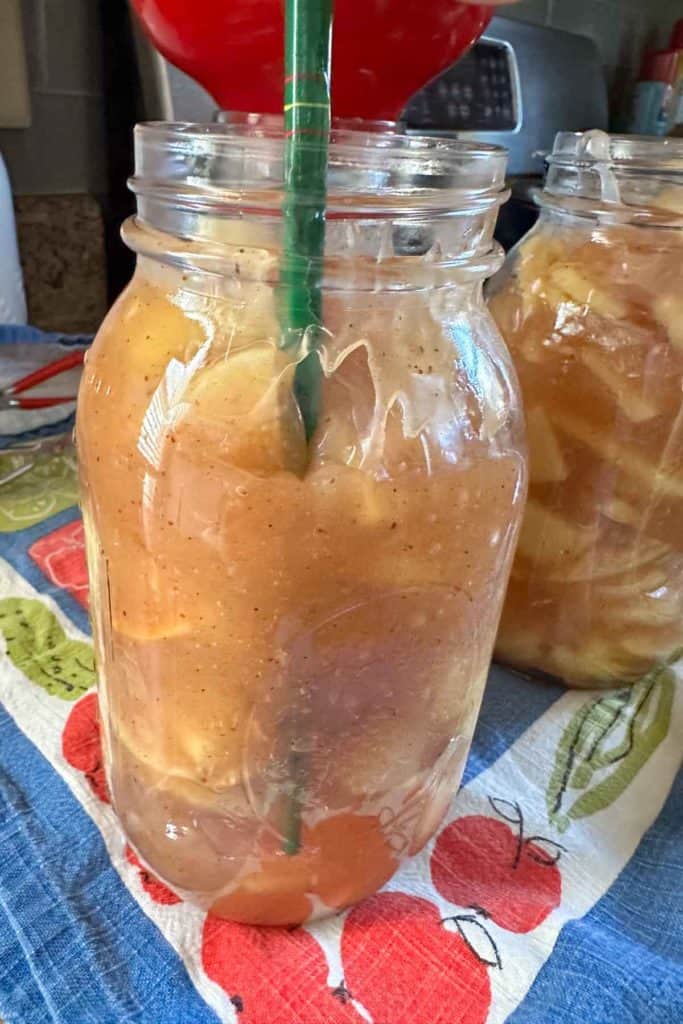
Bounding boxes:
[538,130,683,229]
[125,119,509,288]
[123,218,502,293]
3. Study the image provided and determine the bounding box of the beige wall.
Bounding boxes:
[506,0,680,90]
[0,0,106,195]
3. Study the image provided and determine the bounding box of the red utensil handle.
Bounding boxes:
[6,350,86,396]
[12,395,78,409]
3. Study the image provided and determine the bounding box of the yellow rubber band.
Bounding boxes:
[284,102,330,112]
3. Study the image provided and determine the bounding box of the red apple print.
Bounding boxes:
[342,892,493,1024]
[62,692,109,803]
[202,916,362,1024]
[431,798,564,934]
[29,520,89,609]
[126,846,181,906]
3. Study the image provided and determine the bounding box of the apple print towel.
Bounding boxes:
[0,329,682,1024]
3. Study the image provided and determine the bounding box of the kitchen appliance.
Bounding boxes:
[404,16,608,249]
[132,15,609,250]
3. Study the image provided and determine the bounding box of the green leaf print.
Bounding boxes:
[547,656,678,833]
[0,597,95,700]
[0,451,78,532]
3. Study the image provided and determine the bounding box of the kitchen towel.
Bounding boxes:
[0,153,26,326]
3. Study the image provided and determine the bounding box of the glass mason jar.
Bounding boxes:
[77,119,525,926]
[492,131,683,689]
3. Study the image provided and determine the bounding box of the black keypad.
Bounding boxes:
[403,41,518,132]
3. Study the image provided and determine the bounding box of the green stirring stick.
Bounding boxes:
[281,0,333,441]
[279,0,334,855]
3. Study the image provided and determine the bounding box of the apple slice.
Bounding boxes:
[549,636,645,687]
[655,187,683,216]
[93,279,212,392]
[598,496,641,526]
[560,534,670,584]
[515,232,566,316]
[578,347,658,424]
[617,630,677,663]
[183,342,307,475]
[599,559,672,602]
[605,588,681,631]
[653,294,683,351]
[515,499,598,569]
[526,406,569,483]
[551,408,683,499]
[495,625,544,674]
[548,265,628,320]
[110,653,250,796]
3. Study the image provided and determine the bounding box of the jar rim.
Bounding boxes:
[539,130,683,226]
[137,117,506,163]
[549,131,683,172]
[130,117,508,219]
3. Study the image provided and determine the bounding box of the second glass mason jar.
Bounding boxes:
[492,131,683,689]
[77,119,525,925]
